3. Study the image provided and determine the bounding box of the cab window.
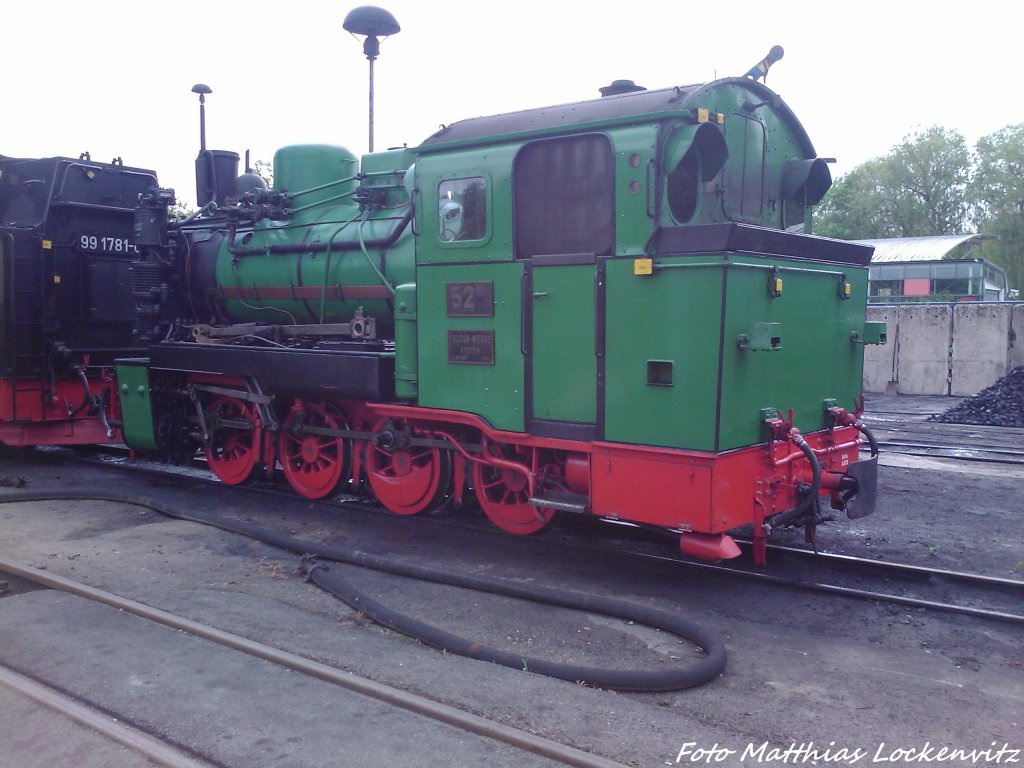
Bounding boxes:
[513,134,614,258]
[438,177,487,242]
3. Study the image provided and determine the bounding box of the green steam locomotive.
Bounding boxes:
[110,53,883,563]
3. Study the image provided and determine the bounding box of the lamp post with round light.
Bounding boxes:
[343,6,401,154]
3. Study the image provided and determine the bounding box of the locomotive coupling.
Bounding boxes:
[824,405,880,519]
[762,406,880,526]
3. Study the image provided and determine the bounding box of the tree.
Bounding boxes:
[889,127,974,235]
[170,198,196,220]
[972,125,1024,293]
[814,124,1024,293]
[252,159,274,188]
[815,127,974,239]
[813,158,895,239]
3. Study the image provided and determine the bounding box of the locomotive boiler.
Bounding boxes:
[117,64,885,563]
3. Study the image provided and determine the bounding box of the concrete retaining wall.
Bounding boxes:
[862,306,899,394]
[1012,304,1024,371]
[863,302,1023,395]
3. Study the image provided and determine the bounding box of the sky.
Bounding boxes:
[4,0,1019,208]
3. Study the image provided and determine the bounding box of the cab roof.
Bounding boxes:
[418,77,817,157]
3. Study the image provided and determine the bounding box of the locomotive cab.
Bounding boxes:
[408,77,880,559]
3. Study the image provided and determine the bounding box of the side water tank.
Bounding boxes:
[273,145,359,209]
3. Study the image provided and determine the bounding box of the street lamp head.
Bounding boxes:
[344,7,400,153]
[343,6,400,60]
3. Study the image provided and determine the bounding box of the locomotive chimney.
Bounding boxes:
[191,83,239,208]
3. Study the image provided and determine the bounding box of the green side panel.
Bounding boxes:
[610,124,657,257]
[603,257,724,450]
[114,358,157,450]
[393,283,418,400]
[417,261,525,431]
[414,145,516,265]
[717,258,867,449]
[530,264,596,423]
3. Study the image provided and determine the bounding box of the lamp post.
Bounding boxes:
[191,83,212,152]
[343,6,400,153]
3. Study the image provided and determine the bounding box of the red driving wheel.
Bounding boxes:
[473,444,556,534]
[365,420,451,515]
[278,400,350,499]
[203,395,262,485]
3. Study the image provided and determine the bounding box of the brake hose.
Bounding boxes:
[0,490,726,691]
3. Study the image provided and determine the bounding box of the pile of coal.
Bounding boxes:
[928,366,1024,427]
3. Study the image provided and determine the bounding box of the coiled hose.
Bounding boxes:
[0,490,726,691]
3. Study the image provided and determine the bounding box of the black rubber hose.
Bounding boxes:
[303,562,723,692]
[66,367,92,419]
[0,490,726,691]
[765,436,822,529]
[857,422,879,456]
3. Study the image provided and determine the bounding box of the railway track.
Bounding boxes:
[626,539,1024,625]
[513,515,1024,626]
[753,542,1024,621]
[871,430,1024,464]
[0,659,211,768]
[2,440,1021,766]
[0,559,627,768]
[862,398,1024,464]
[53,444,1024,628]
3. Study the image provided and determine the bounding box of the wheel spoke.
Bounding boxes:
[410,451,434,468]
[279,400,349,500]
[481,476,505,493]
[472,446,555,535]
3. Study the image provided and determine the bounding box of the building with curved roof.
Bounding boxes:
[854,234,1013,302]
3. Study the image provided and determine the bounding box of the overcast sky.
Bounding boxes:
[4,1,1017,208]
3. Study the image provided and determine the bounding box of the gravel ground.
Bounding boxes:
[0,421,1021,768]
